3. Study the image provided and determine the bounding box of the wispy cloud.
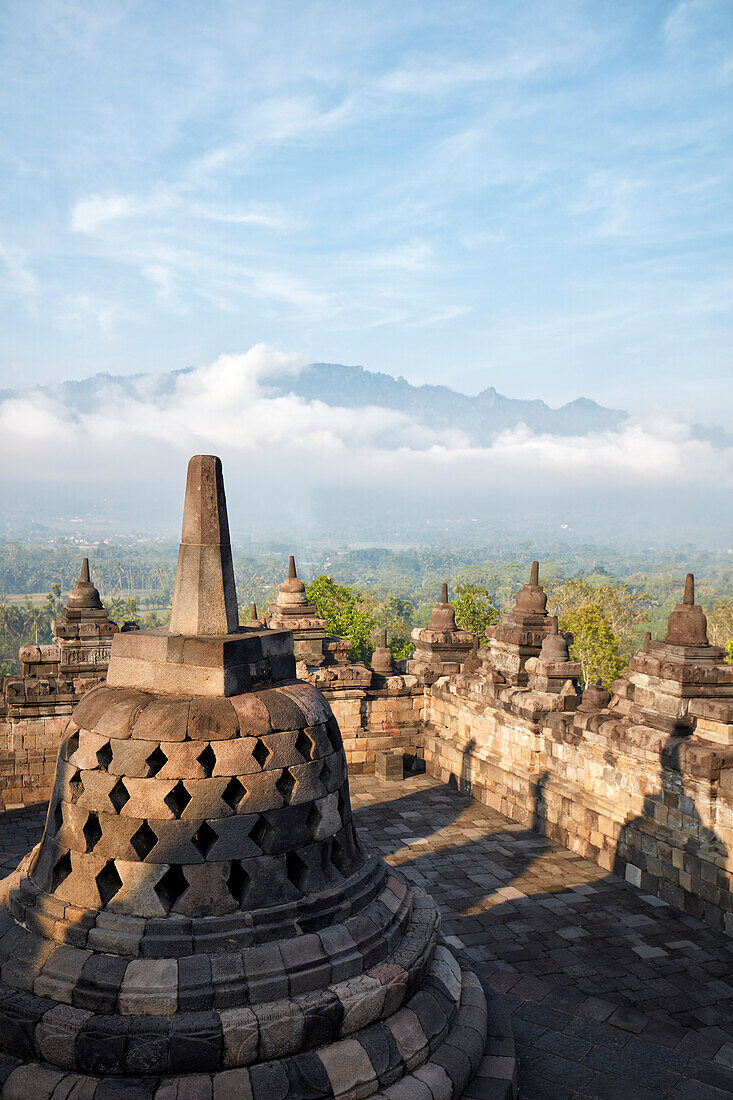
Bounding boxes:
[0,240,38,300]
[0,0,730,426]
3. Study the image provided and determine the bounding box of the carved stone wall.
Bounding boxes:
[420,679,733,934]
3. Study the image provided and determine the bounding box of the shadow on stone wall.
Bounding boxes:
[612,738,730,927]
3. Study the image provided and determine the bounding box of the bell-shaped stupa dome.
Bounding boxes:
[514,561,547,616]
[539,616,570,662]
[0,454,489,1096]
[429,581,458,631]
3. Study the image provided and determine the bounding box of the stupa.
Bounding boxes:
[3,558,119,717]
[612,574,733,743]
[484,562,552,686]
[370,630,395,678]
[0,455,490,1097]
[407,584,474,680]
[267,556,329,668]
[524,617,581,703]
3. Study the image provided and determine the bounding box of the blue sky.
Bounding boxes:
[0,0,731,420]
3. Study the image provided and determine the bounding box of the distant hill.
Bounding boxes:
[19,362,630,443]
[289,363,628,440]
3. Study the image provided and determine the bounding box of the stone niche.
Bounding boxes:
[0,455,496,1098]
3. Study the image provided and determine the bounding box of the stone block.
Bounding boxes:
[209,950,245,1009]
[125,1015,170,1074]
[76,1014,129,1075]
[220,1004,258,1068]
[35,1002,93,1069]
[72,951,128,1013]
[169,1011,222,1074]
[243,942,288,1003]
[178,953,214,1012]
[254,998,305,1059]
[118,957,178,1015]
[188,699,238,742]
[318,1037,377,1098]
[337,974,387,1035]
[375,751,404,782]
[131,698,192,742]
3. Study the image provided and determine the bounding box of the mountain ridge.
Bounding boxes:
[13,361,626,442]
[6,362,728,447]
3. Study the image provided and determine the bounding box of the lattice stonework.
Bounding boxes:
[0,455,491,1098]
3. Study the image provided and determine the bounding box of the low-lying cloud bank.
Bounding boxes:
[1,345,730,543]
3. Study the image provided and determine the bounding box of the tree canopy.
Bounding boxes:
[305,575,378,664]
[453,584,499,638]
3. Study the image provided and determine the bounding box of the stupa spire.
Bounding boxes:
[530,560,539,586]
[684,573,695,605]
[429,581,457,631]
[664,572,709,647]
[65,555,104,612]
[169,455,239,636]
[288,554,297,579]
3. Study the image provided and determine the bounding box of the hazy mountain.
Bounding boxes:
[290,363,627,441]
[22,362,629,442]
[2,356,729,547]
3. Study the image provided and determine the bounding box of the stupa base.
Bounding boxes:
[0,959,516,1099]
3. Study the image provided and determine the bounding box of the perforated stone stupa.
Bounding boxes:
[0,455,490,1098]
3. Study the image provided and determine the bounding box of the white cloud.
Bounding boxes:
[71,189,295,235]
[57,293,130,338]
[0,345,727,503]
[0,240,38,300]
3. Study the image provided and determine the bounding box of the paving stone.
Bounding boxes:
[2,1063,67,1099]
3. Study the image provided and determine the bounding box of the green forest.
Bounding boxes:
[0,541,731,687]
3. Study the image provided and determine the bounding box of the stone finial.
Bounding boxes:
[539,616,570,662]
[246,602,264,629]
[280,555,307,596]
[65,556,104,611]
[684,573,695,605]
[579,678,612,712]
[429,581,457,631]
[169,455,240,637]
[371,629,395,675]
[515,560,547,615]
[664,572,709,647]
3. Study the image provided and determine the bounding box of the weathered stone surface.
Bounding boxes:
[0,455,492,1099]
[169,456,239,638]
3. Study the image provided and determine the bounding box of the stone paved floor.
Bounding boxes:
[2,778,733,1098]
[350,774,733,1100]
